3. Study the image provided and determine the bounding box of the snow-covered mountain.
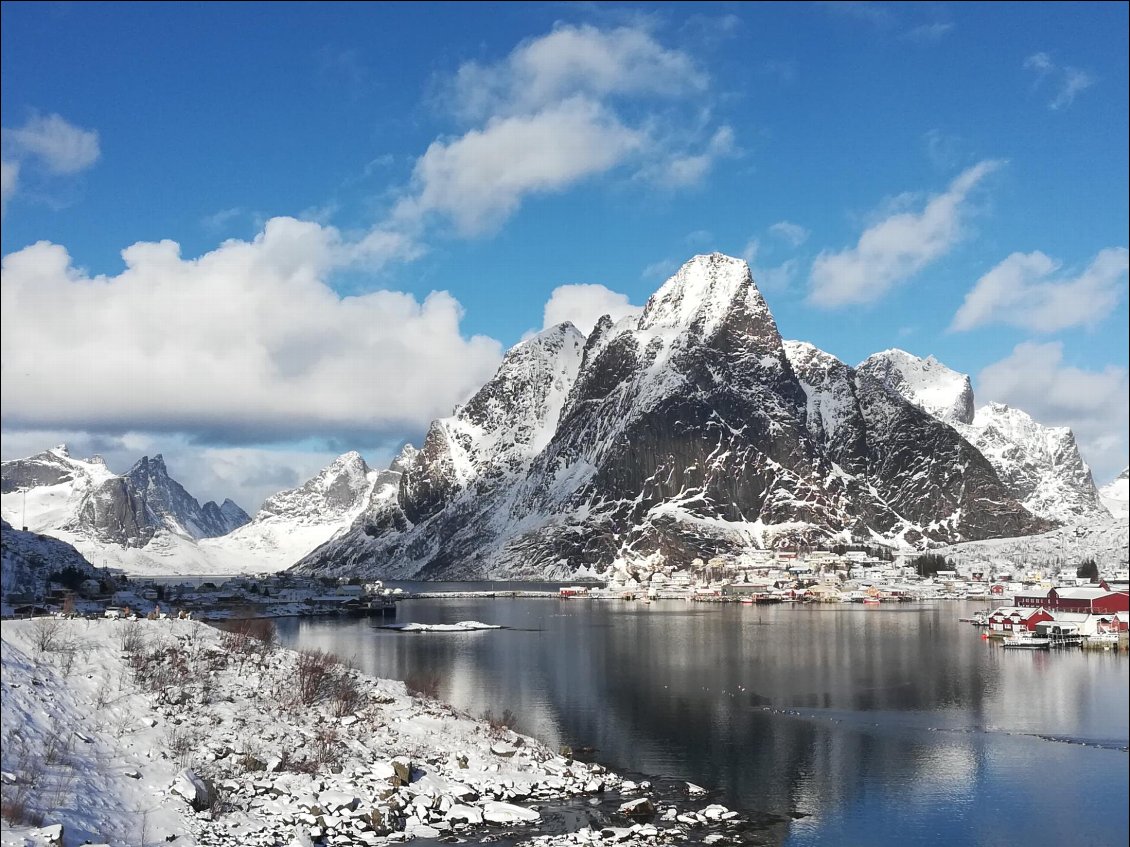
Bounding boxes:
[1,445,402,576]
[0,446,250,545]
[1100,468,1129,518]
[1,445,252,575]
[859,351,1108,524]
[296,254,1046,580]
[200,451,393,573]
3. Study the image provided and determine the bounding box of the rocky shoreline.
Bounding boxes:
[0,618,760,847]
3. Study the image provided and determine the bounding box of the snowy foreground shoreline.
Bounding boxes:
[1,619,754,847]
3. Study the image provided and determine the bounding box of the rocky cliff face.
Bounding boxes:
[860,352,1108,524]
[296,254,1047,580]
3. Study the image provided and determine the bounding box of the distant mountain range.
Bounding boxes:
[2,254,1124,580]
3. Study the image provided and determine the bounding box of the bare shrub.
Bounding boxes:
[167,725,198,768]
[294,649,339,706]
[264,725,341,775]
[244,617,276,648]
[403,671,441,700]
[0,797,45,827]
[309,726,342,772]
[30,616,65,656]
[327,668,364,717]
[118,620,148,655]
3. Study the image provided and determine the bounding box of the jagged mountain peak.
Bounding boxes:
[857,348,975,425]
[50,443,71,458]
[973,402,1076,445]
[389,444,418,474]
[325,451,369,474]
[782,339,838,369]
[640,253,767,337]
[256,452,376,523]
[127,454,168,477]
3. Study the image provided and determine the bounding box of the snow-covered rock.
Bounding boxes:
[1,617,646,847]
[201,450,396,574]
[0,446,254,576]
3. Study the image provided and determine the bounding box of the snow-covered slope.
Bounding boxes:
[935,519,1129,571]
[964,403,1107,523]
[3,618,674,847]
[0,445,117,533]
[1100,468,1129,518]
[200,451,391,573]
[859,351,1107,524]
[297,254,1044,580]
[2,446,397,577]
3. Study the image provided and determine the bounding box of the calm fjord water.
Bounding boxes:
[275,595,1128,847]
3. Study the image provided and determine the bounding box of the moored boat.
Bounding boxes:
[1002,631,1050,649]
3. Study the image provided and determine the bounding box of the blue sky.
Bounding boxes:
[2,1,1127,509]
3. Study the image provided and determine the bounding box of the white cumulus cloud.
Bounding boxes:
[808,160,1002,307]
[395,23,729,237]
[450,23,707,121]
[395,98,643,237]
[977,342,1128,481]
[542,283,640,336]
[951,247,1129,333]
[0,217,502,444]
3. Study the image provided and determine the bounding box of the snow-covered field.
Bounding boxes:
[934,517,1129,569]
[1,618,743,847]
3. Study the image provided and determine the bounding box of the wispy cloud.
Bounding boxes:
[769,220,809,247]
[823,2,951,41]
[642,258,678,280]
[808,160,1003,307]
[1,112,100,216]
[742,238,801,292]
[901,22,954,42]
[951,247,1129,333]
[1024,52,1096,110]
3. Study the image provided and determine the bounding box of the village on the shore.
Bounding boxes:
[6,546,1127,651]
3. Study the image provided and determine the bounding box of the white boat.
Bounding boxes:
[1002,631,1050,650]
[1086,631,1119,645]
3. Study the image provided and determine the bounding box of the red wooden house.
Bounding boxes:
[987,606,1054,633]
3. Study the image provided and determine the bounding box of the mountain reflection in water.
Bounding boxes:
[276,595,1128,847]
